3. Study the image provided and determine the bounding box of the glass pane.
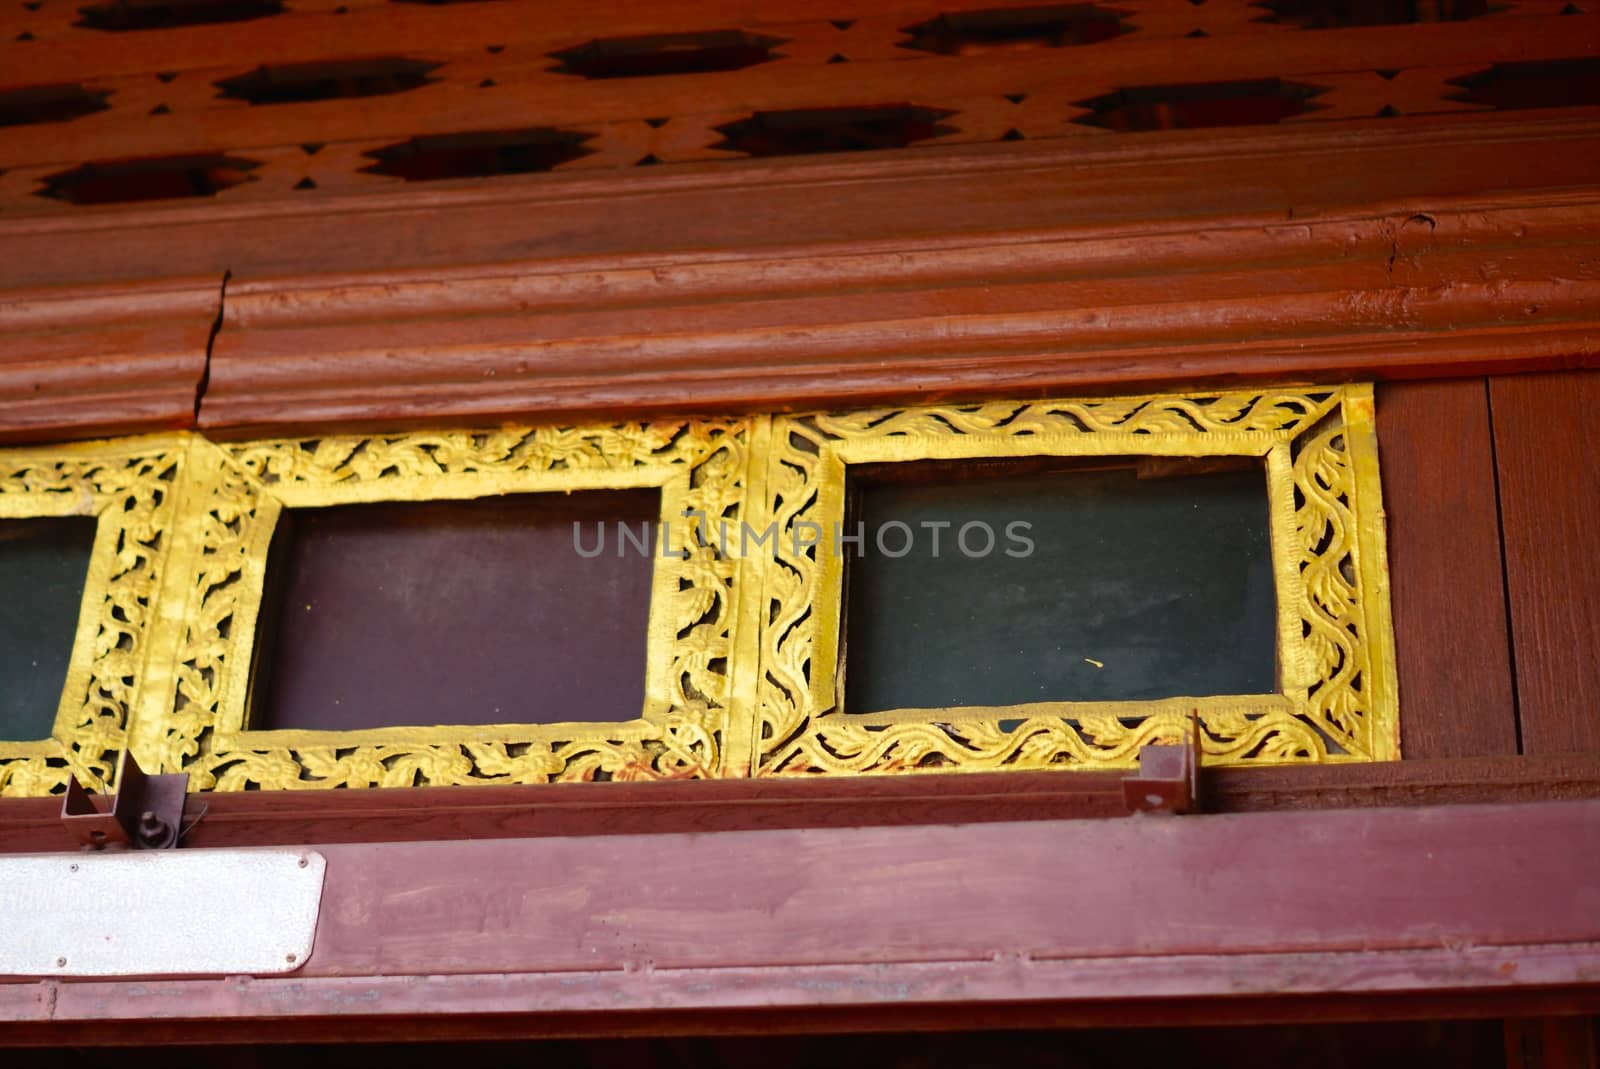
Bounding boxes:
[843,458,1276,712]
[249,489,659,731]
[0,515,98,741]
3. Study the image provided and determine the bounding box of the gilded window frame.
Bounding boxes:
[132,420,750,791]
[742,384,1399,776]
[0,385,1401,796]
[0,434,187,797]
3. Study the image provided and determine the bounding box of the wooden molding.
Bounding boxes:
[0,278,220,445]
[201,186,1600,435]
[4,110,1597,285]
[4,115,1600,440]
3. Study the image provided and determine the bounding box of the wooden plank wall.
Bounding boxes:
[1491,371,1600,755]
[1379,370,1600,761]
[1378,378,1519,759]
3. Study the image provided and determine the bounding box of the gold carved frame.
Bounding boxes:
[743,384,1398,776]
[0,435,186,797]
[0,386,1399,795]
[131,421,750,790]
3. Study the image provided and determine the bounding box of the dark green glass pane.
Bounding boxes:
[843,460,1276,712]
[0,515,98,741]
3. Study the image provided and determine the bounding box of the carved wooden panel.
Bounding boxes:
[0,0,1596,215]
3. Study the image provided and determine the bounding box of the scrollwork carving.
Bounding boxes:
[155,420,746,790]
[5,388,1396,795]
[0,438,185,797]
[756,386,1396,775]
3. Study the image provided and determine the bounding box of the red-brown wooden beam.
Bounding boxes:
[193,181,1600,438]
[3,754,1600,854]
[2,953,1598,1046]
[4,114,1600,442]
[1,12,1595,174]
[0,278,221,445]
[2,796,1598,1043]
[12,111,1595,287]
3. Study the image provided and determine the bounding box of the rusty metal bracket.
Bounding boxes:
[62,752,190,850]
[1122,714,1202,815]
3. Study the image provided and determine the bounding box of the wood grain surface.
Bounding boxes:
[1491,370,1600,755]
[0,278,220,444]
[2,798,1599,1040]
[1377,380,1519,759]
[4,753,1600,853]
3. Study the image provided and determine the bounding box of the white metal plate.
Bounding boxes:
[0,849,325,977]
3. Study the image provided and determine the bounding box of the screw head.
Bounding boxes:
[55,957,67,968]
[297,857,308,868]
[68,863,78,873]
[285,953,297,963]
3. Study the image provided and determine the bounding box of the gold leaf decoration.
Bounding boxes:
[0,437,186,798]
[156,419,748,790]
[758,385,1395,776]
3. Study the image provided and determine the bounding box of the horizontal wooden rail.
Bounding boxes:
[2,795,1598,1041]
[2,753,1598,853]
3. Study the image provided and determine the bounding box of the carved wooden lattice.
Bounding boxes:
[0,0,1596,213]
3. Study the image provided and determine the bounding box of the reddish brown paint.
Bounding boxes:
[1,799,1598,1040]
[297,801,1600,975]
[1491,370,1600,755]
[0,279,219,444]
[0,14,1595,162]
[5,118,1600,440]
[1377,379,1519,759]
[1,989,1593,1047]
[1506,1017,1600,1069]
[191,187,1600,435]
[5,113,1596,288]
[4,754,1600,854]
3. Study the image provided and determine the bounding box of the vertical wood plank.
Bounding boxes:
[1505,1017,1600,1069]
[1377,380,1518,758]
[1491,370,1600,755]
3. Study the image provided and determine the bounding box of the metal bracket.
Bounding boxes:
[62,752,190,850]
[1122,713,1202,815]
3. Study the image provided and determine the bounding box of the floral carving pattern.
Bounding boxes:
[755,387,1396,775]
[3,389,1396,795]
[157,421,746,790]
[0,439,184,797]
